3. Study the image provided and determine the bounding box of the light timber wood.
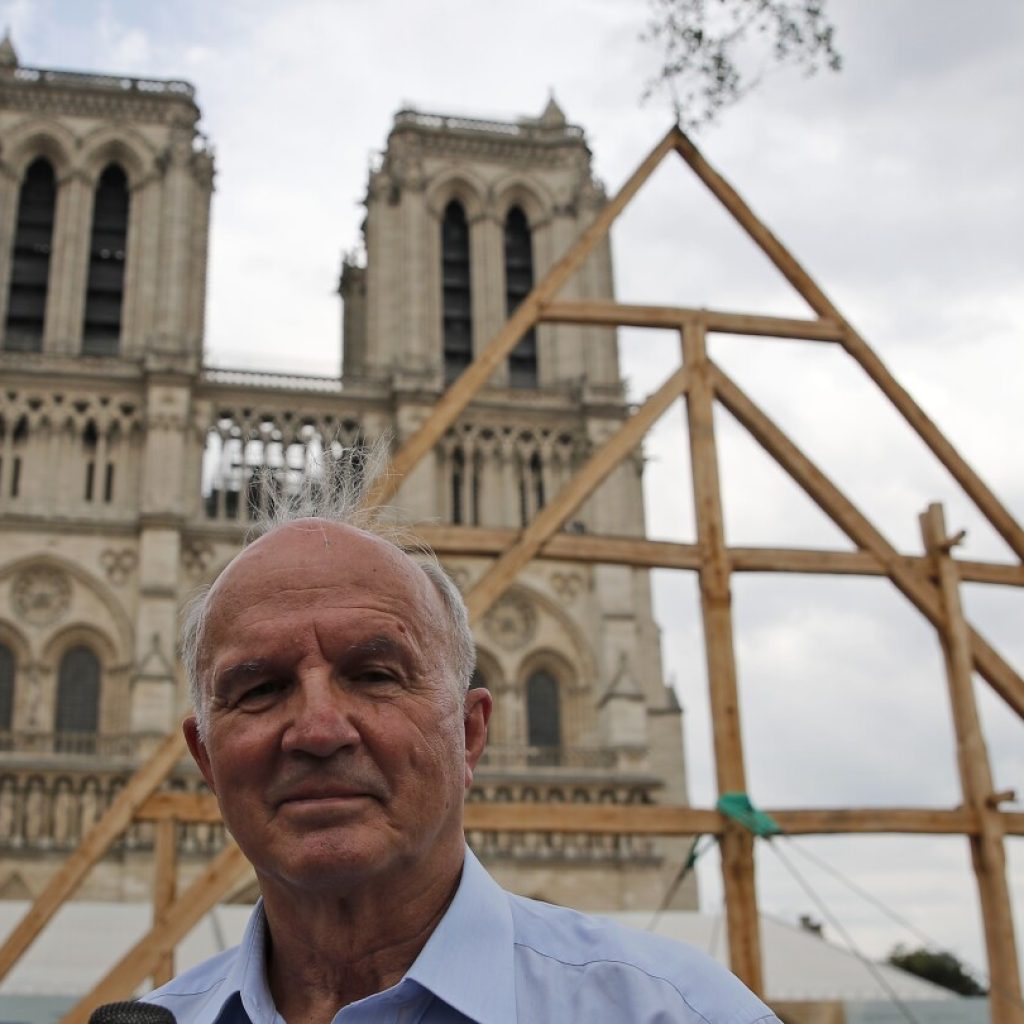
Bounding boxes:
[0,730,187,982]
[464,366,690,621]
[465,803,1024,836]
[672,129,1024,563]
[364,125,683,510]
[539,299,843,340]
[921,504,1023,1024]
[60,842,254,1024]
[712,363,1024,721]
[466,803,723,834]
[416,526,1024,586]
[136,791,223,823]
[63,796,1024,837]
[151,819,177,987]
[682,322,763,994]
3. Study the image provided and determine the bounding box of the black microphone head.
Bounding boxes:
[89,1002,176,1024]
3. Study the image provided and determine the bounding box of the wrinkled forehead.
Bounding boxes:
[199,520,447,666]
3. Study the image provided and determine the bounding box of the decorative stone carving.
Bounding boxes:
[181,539,214,576]
[483,594,537,652]
[550,571,583,601]
[11,567,71,627]
[100,548,137,585]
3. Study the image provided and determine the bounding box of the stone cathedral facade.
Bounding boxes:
[0,39,695,911]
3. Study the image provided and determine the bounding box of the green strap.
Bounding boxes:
[716,792,782,837]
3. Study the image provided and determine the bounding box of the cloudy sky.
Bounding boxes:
[4,0,1022,989]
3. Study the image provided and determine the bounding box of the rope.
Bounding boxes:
[769,840,922,1024]
[646,834,711,932]
[783,837,1022,1011]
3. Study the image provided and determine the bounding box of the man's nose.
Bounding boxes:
[280,673,361,757]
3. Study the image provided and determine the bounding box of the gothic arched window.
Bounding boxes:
[4,158,56,352]
[526,669,561,765]
[55,646,100,750]
[442,200,472,385]
[451,446,465,525]
[504,206,537,388]
[0,644,14,733]
[82,164,129,355]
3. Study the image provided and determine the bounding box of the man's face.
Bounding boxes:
[183,521,490,896]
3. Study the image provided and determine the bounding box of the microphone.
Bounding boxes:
[88,1003,176,1024]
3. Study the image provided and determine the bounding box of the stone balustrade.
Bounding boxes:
[0,744,659,865]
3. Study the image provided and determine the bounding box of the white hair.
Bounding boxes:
[181,439,476,739]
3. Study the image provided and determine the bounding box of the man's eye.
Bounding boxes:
[355,668,396,684]
[238,680,286,704]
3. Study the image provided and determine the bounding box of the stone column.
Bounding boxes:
[153,125,195,355]
[131,369,194,733]
[0,160,20,331]
[45,169,92,355]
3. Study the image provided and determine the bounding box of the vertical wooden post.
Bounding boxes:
[682,321,763,993]
[920,504,1023,1024]
[151,818,178,987]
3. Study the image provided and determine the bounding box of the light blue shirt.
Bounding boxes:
[147,849,779,1024]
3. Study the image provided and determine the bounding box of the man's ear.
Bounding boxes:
[183,715,216,795]
[462,687,492,789]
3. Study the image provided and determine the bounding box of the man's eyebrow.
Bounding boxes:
[212,659,278,692]
[340,635,415,667]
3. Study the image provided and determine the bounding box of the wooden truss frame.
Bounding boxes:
[1,125,1021,1024]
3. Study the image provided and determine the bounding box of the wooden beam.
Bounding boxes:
[415,525,1024,585]
[60,842,254,1024]
[136,791,222,824]
[465,803,1024,836]
[921,504,1023,1024]
[672,129,1024,562]
[364,125,683,510]
[151,818,177,988]
[464,366,689,621]
[539,299,843,341]
[712,363,1024,721]
[0,730,187,982]
[127,793,1024,836]
[683,322,763,994]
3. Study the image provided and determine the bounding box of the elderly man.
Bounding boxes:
[148,502,778,1023]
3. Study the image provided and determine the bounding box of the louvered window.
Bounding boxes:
[0,644,14,732]
[526,669,561,763]
[55,646,100,750]
[504,207,537,388]
[4,158,56,352]
[82,165,129,355]
[442,200,472,385]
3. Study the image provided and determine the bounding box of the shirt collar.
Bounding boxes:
[406,847,517,1024]
[219,849,516,1024]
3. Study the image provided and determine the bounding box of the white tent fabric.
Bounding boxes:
[0,901,955,1003]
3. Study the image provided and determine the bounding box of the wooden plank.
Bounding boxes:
[151,818,177,987]
[415,526,1024,585]
[712,363,1024,721]
[466,803,723,834]
[464,365,690,621]
[127,794,1021,837]
[0,730,186,982]
[682,322,763,994]
[363,125,683,509]
[72,792,1017,837]
[465,803,1024,835]
[921,504,1023,1024]
[60,842,254,1024]
[136,791,223,823]
[672,129,1024,563]
[539,299,843,341]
